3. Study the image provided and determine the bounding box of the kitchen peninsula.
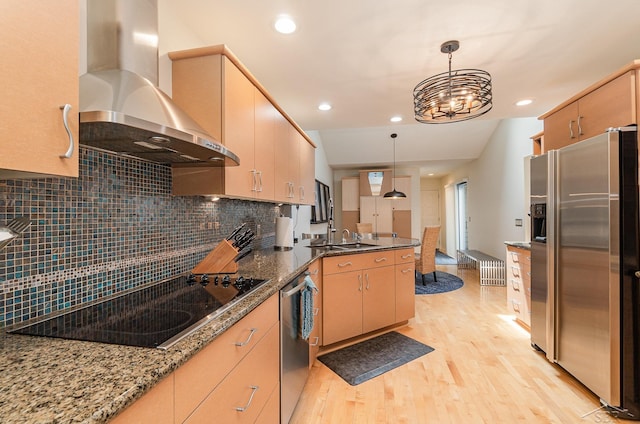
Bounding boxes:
[0,237,418,423]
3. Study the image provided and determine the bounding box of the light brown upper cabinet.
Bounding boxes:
[0,0,79,179]
[169,45,314,205]
[540,65,638,152]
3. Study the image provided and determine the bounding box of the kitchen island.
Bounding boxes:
[0,237,417,423]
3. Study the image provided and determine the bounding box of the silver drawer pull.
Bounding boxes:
[401,253,412,259]
[235,385,259,412]
[511,300,520,312]
[310,336,320,347]
[338,261,353,267]
[401,268,412,274]
[234,328,258,347]
[313,307,319,316]
[374,257,387,263]
[511,280,520,291]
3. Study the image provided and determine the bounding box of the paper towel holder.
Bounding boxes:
[275,215,294,250]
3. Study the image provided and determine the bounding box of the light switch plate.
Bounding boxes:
[515,218,523,227]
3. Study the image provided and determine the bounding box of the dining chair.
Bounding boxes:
[416,226,440,285]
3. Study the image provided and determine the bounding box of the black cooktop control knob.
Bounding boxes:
[214,275,219,286]
[222,274,231,288]
[187,274,197,286]
[200,274,209,287]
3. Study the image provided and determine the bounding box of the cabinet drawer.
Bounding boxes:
[508,297,524,320]
[359,250,395,269]
[323,253,369,274]
[394,248,415,264]
[175,295,278,423]
[185,322,280,424]
[255,384,280,424]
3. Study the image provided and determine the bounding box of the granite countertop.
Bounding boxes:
[504,241,531,250]
[0,236,418,424]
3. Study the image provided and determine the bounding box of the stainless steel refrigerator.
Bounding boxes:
[530,126,640,419]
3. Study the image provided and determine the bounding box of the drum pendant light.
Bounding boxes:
[383,133,406,199]
[413,40,492,123]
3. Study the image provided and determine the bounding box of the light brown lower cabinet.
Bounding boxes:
[307,259,323,367]
[322,250,411,346]
[110,294,279,424]
[184,323,279,424]
[395,248,416,322]
[506,245,531,328]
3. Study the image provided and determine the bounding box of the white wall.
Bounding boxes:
[441,117,541,260]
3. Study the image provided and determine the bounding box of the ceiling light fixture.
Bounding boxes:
[383,133,406,199]
[390,116,402,123]
[413,40,492,124]
[516,99,533,106]
[318,103,332,111]
[274,15,296,34]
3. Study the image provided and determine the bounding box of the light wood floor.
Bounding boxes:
[291,265,618,424]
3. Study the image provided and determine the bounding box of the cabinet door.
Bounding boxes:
[298,136,315,206]
[0,0,79,178]
[342,177,360,211]
[254,90,276,200]
[393,210,412,239]
[395,262,416,322]
[376,198,394,234]
[362,266,396,333]
[359,196,377,230]
[274,111,294,202]
[544,101,579,151]
[323,270,363,345]
[578,71,635,141]
[223,57,256,198]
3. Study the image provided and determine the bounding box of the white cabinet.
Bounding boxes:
[360,196,393,234]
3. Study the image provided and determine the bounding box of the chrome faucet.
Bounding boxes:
[326,198,336,244]
[342,229,350,243]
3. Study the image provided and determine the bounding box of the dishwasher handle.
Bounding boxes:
[281,270,311,298]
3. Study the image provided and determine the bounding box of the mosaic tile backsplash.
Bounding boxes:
[0,147,279,328]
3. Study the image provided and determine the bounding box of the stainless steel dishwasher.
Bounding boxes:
[280,270,311,423]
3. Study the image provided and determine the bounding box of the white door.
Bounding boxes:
[456,182,468,250]
[444,184,455,257]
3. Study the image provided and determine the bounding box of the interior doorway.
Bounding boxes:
[444,185,455,257]
[456,181,468,250]
[420,189,440,248]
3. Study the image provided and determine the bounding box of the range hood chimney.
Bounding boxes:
[79,0,239,166]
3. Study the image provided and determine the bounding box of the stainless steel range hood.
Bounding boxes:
[79,0,239,166]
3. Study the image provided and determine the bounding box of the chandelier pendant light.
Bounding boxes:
[413,40,492,124]
[383,133,406,199]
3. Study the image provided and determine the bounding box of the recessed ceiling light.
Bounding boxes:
[516,99,533,106]
[390,116,402,123]
[274,15,296,34]
[318,103,332,111]
[428,173,434,176]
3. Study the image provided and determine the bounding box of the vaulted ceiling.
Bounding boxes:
[161,0,640,176]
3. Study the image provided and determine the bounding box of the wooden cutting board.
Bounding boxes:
[192,239,239,275]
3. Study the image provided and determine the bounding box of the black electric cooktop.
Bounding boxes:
[9,274,267,349]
